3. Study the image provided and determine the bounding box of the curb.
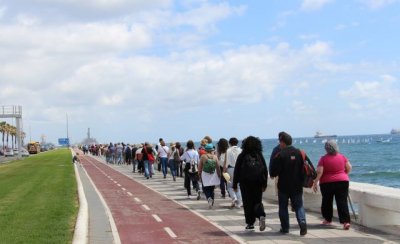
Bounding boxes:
[72,152,88,244]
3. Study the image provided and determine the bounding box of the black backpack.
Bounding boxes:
[240,153,266,183]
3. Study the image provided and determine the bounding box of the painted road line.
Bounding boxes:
[134,197,141,203]
[117,184,121,187]
[142,204,150,211]
[152,214,162,222]
[114,181,117,184]
[121,187,126,191]
[164,227,177,238]
[127,192,133,196]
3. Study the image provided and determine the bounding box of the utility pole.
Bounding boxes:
[66,113,70,147]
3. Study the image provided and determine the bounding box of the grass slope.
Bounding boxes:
[0,149,78,244]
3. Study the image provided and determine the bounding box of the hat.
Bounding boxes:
[223,172,231,183]
[170,142,176,147]
[205,143,214,151]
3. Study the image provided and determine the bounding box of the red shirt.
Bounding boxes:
[318,153,349,184]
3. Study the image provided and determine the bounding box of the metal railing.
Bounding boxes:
[0,105,22,118]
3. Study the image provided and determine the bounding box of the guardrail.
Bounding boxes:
[264,180,400,235]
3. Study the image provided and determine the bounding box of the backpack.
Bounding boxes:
[240,153,265,182]
[173,149,180,162]
[203,155,217,174]
[299,150,317,188]
[143,147,155,161]
[187,153,198,173]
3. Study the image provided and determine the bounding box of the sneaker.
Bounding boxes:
[197,191,201,200]
[343,223,350,230]
[322,219,332,225]
[279,228,289,234]
[300,223,307,236]
[245,224,254,230]
[221,195,226,199]
[208,198,213,209]
[187,195,191,199]
[259,216,266,231]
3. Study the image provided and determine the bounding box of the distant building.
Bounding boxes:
[81,128,98,145]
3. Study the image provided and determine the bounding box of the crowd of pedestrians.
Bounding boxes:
[79,132,352,236]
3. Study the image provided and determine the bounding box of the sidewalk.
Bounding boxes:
[77,154,400,243]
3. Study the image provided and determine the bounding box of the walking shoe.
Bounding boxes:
[322,219,332,225]
[230,198,237,208]
[343,223,350,230]
[259,216,266,231]
[245,224,254,230]
[208,198,213,209]
[300,223,307,236]
[197,191,201,200]
[279,228,289,234]
[173,176,176,181]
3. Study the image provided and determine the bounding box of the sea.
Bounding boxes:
[260,134,400,189]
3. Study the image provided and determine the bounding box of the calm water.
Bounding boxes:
[261,134,400,189]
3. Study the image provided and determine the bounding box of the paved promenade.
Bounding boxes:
[76,153,400,244]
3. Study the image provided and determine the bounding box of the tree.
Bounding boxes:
[0,121,6,150]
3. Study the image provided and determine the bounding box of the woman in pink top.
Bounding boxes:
[313,140,352,230]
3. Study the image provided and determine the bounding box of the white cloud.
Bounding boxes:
[301,0,334,11]
[359,0,399,10]
[340,77,400,113]
[303,41,333,57]
[0,5,6,18]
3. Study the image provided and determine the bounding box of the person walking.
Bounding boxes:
[217,138,228,199]
[167,143,179,181]
[176,142,184,177]
[224,137,243,209]
[233,136,268,231]
[157,140,169,179]
[142,143,155,179]
[270,132,308,236]
[181,140,201,199]
[313,140,352,230]
[199,143,221,209]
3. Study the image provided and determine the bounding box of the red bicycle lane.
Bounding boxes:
[80,155,239,244]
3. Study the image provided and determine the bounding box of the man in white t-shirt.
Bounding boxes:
[224,137,243,208]
[157,140,169,178]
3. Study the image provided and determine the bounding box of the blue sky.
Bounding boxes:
[0,0,399,145]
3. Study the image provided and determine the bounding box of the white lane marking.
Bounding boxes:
[121,187,126,191]
[134,197,141,203]
[117,184,121,187]
[114,181,117,183]
[164,227,177,238]
[127,192,133,196]
[152,214,162,222]
[142,204,150,211]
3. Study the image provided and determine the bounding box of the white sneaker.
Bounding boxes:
[208,198,213,209]
[230,199,236,208]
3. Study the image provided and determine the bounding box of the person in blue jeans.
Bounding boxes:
[270,132,308,236]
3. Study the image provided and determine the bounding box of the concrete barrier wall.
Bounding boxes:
[264,179,400,234]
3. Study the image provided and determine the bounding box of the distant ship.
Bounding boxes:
[390,129,400,134]
[314,131,337,138]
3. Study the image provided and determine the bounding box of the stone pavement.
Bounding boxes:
[77,154,400,244]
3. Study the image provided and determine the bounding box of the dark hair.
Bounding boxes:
[217,138,229,154]
[203,136,212,143]
[175,142,181,149]
[228,137,239,146]
[241,136,263,154]
[279,132,292,146]
[186,140,195,149]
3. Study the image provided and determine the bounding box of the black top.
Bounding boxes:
[270,145,304,194]
[233,152,268,189]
